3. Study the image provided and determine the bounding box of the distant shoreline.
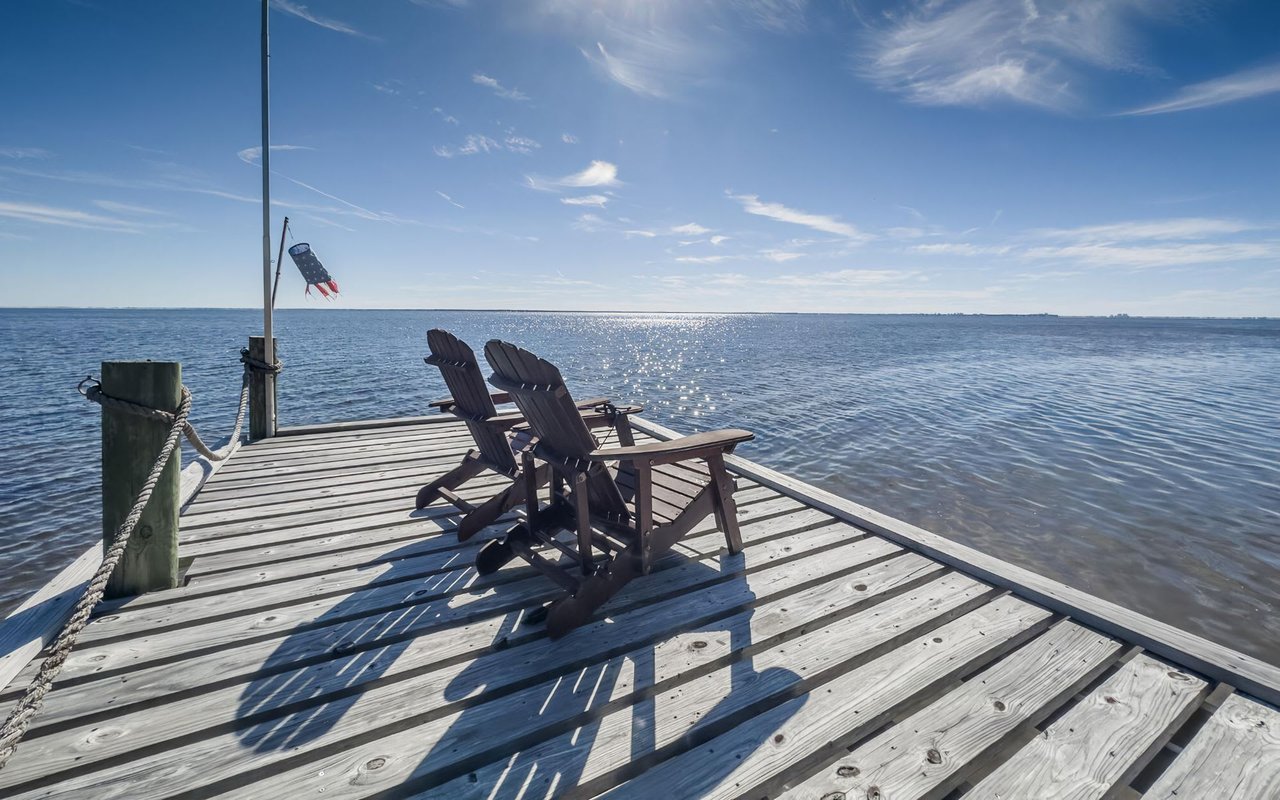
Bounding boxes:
[0,307,1275,321]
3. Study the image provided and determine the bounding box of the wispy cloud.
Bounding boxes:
[1033,218,1265,242]
[0,200,141,233]
[92,199,169,216]
[582,42,671,99]
[236,144,315,165]
[561,133,578,144]
[371,82,400,95]
[434,133,540,158]
[710,235,731,245]
[435,190,464,209]
[912,242,1012,256]
[731,193,871,240]
[766,269,919,287]
[914,215,1279,270]
[857,0,1163,110]
[433,107,460,125]
[675,254,733,264]
[270,0,377,40]
[761,249,804,262]
[527,160,621,190]
[1022,242,1279,268]
[472,73,529,101]
[0,147,52,160]
[561,194,609,208]
[671,222,711,235]
[1123,63,1280,115]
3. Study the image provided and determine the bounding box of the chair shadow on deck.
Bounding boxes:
[231,505,801,797]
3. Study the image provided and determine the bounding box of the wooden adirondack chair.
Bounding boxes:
[416,329,638,542]
[479,339,754,638]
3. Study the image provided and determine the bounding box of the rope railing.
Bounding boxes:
[0,354,268,770]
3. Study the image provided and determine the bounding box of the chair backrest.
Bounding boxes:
[484,339,628,519]
[425,329,517,475]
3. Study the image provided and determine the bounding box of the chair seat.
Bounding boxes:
[614,459,712,525]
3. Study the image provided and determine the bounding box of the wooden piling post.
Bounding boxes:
[101,361,181,599]
[248,335,278,440]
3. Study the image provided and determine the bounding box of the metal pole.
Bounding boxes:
[259,0,276,436]
[271,216,289,309]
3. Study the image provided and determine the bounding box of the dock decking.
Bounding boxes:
[2,414,1278,798]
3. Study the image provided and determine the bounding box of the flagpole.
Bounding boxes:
[259,0,276,437]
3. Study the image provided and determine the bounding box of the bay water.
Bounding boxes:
[1,309,1277,663]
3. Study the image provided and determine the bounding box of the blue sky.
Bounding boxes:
[1,0,1277,315]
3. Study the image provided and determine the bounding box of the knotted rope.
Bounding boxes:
[0,387,191,769]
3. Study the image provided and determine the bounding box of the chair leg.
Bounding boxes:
[456,464,550,542]
[415,451,485,510]
[706,453,743,555]
[545,556,638,638]
[573,471,593,576]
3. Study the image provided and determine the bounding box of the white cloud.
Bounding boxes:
[675,254,732,264]
[0,200,142,233]
[434,134,538,157]
[270,0,377,40]
[732,0,808,32]
[582,42,670,99]
[435,190,464,209]
[1023,242,1280,268]
[914,216,1279,270]
[761,249,804,262]
[671,222,711,235]
[433,107,460,125]
[731,193,870,240]
[1034,218,1264,242]
[766,269,919,287]
[710,235,730,245]
[371,82,400,95]
[561,133,578,144]
[561,195,609,208]
[1124,63,1280,115]
[528,160,621,190]
[913,243,1013,256]
[858,0,1163,110]
[472,73,530,101]
[92,200,169,216]
[624,229,658,238]
[236,144,314,165]
[0,147,52,160]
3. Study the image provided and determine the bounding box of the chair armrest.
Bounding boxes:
[585,428,753,465]
[428,392,513,411]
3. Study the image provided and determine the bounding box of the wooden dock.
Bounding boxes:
[1,414,1278,799]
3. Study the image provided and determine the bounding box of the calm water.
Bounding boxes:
[2,309,1278,663]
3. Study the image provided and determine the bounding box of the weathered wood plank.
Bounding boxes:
[5,508,848,724]
[0,426,237,694]
[217,429,475,472]
[0,545,99,695]
[150,489,782,606]
[632,417,1280,708]
[1144,692,1280,799]
[80,493,798,646]
[591,594,1053,800]
[779,621,1123,799]
[208,436,473,477]
[965,653,1207,800]
[218,564,972,800]
[0,529,906,796]
[274,415,453,436]
[410,571,992,800]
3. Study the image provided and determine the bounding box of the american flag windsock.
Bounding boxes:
[287,243,340,299]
